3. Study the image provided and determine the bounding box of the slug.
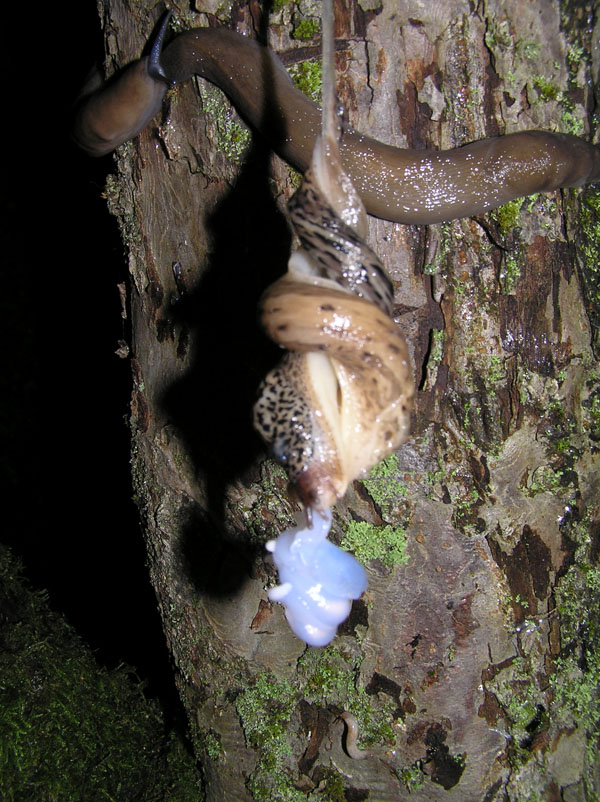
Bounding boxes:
[340,712,372,760]
[73,8,598,647]
[72,12,600,224]
[73,12,171,159]
[263,0,391,645]
[253,0,413,513]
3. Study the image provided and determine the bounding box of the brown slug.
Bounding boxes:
[73,8,598,515]
[72,12,600,225]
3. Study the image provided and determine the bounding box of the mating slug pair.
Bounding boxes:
[74,6,599,644]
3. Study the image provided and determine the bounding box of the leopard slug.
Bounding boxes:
[263,0,397,645]
[252,0,413,513]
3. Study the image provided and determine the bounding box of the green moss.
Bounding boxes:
[489,199,526,293]
[198,83,252,163]
[360,453,408,516]
[518,40,541,60]
[196,726,223,760]
[429,328,445,365]
[583,391,600,440]
[487,650,546,768]
[0,546,200,802]
[341,521,408,567]
[397,761,426,791]
[298,646,395,747]
[484,19,513,52]
[491,197,525,234]
[423,222,453,275]
[524,464,564,496]
[552,547,600,763]
[531,74,560,102]
[309,769,346,801]
[289,59,323,103]
[566,43,586,69]
[485,505,600,788]
[235,673,303,802]
[529,75,584,135]
[559,98,584,136]
[578,190,600,340]
[500,253,522,293]
[291,18,320,41]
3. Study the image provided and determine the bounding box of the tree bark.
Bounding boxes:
[97,0,599,799]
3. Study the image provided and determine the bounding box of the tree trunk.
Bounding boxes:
[96,0,599,799]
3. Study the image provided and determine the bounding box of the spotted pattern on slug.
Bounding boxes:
[255,271,413,511]
[250,0,414,512]
[289,174,394,316]
[254,354,313,481]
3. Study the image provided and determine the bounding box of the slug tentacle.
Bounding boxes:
[71,11,173,157]
[147,9,173,84]
[73,15,600,222]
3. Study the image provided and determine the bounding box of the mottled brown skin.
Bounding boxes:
[253,1,414,512]
[260,277,410,378]
[73,25,600,224]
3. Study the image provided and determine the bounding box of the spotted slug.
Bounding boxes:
[72,12,600,225]
[260,0,386,645]
[253,0,413,512]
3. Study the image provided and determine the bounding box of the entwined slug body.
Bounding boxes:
[259,0,406,644]
[252,0,414,514]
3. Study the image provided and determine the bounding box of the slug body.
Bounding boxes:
[74,8,598,646]
[73,58,167,157]
[261,0,386,646]
[73,12,172,157]
[253,0,413,513]
[73,17,600,224]
[340,712,372,760]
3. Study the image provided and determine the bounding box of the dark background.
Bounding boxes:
[2,4,177,710]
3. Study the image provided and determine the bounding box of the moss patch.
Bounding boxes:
[341,521,408,567]
[360,453,408,516]
[577,189,600,346]
[289,59,323,103]
[551,534,600,763]
[235,673,303,802]
[198,82,252,163]
[298,646,395,747]
[291,18,320,41]
[0,545,200,802]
